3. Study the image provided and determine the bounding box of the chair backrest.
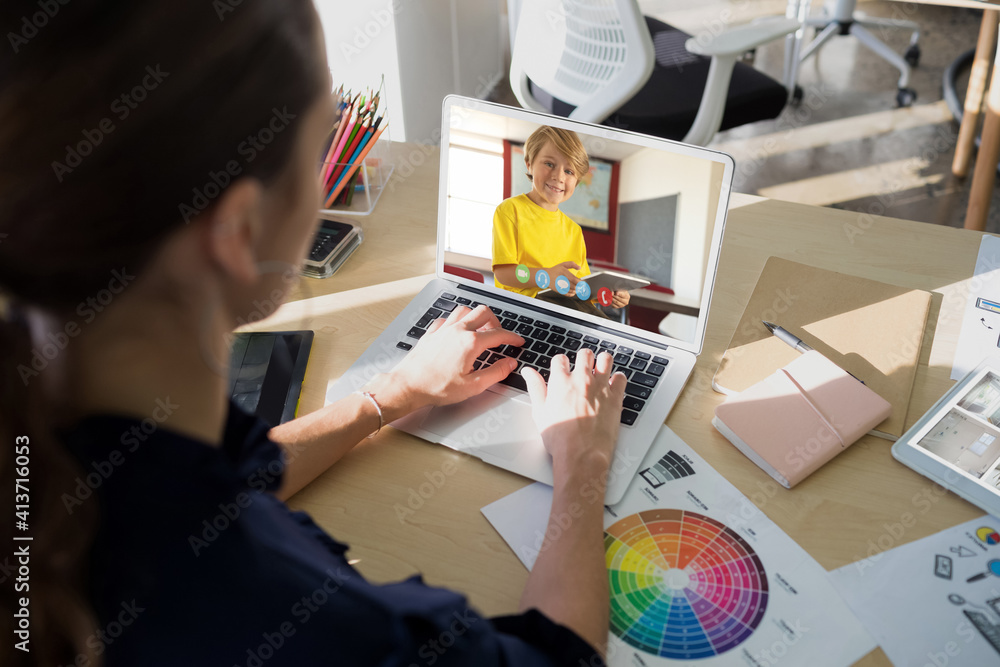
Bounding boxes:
[510,0,654,123]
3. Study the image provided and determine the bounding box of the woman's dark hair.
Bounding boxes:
[0,1,328,664]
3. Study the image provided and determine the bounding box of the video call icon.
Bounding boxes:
[515,264,531,284]
[554,275,571,295]
[534,269,550,290]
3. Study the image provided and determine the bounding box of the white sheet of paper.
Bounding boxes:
[480,480,552,570]
[482,426,876,666]
[952,235,1000,380]
[828,515,1000,666]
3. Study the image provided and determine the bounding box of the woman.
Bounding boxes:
[0,1,625,665]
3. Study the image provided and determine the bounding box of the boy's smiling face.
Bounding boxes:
[525,140,579,211]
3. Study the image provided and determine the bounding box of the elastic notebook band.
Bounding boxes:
[779,368,846,447]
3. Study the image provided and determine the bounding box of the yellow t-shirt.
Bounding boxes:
[492,194,591,298]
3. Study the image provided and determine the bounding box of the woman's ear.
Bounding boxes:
[203,178,264,285]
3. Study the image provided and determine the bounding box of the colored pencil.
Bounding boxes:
[338,110,365,158]
[320,100,350,185]
[324,125,385,207]
[324,105,360,186]
[327,117,370,189]
[331,126,373,192]
[318,78,387,209]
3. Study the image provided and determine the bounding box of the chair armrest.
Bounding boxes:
[680,17,799,145]
[685,17,800,57]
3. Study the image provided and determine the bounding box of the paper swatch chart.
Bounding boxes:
[606,510,768,659]
[638,450,696,488]
[482,427,876,666]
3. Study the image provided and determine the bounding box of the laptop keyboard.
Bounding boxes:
[396,291,668,427]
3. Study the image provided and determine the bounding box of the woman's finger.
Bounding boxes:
[469,356,517,389]
[574,346,595,376]
[461,304,501,331]
[550,353,571,374]
[522,365,547,405]
[475,328,525,351]
[444,305,470,325]
[594,351,614,378]
[610,370,628,395]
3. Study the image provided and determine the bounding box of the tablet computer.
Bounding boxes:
[892,357,1000,518]
[580,270,651,293]
[229,330,313,427]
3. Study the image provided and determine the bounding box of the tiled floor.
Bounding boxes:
[501,1,993,231]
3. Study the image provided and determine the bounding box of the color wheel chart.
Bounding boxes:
[605,509,768,660]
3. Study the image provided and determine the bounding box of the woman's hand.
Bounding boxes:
[611,290,630,308]
[521,348,626,476]
[366,305,524,419]
[518,348,625,654]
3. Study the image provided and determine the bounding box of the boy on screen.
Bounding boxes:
[492,125,629,309]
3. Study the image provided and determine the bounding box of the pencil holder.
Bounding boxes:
[318,123,393,216]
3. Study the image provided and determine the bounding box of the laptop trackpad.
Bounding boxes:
[418,391,540,462]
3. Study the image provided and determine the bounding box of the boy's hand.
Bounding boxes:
[546,261,581,292]
[611,290,630,308]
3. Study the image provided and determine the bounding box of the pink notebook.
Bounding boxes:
[712,351,892,488]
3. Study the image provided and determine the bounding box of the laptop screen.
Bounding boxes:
[436,97,733,354]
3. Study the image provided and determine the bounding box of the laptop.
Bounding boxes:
[325,96,733,503]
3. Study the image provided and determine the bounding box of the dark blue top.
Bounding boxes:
[61,401,603,666]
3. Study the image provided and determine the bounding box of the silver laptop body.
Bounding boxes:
[326,96,734,504]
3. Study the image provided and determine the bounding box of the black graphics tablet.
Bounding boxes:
[228,330,313,427]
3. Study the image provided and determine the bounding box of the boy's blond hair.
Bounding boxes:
[523,126,589,181]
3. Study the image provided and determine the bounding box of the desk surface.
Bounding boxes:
[252,143,988,666]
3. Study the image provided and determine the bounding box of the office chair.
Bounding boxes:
[509,0,802,146]
[790,0,920,107]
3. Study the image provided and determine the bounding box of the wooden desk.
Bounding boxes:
[249,172,988,666]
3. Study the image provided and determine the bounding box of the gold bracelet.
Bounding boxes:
[355,390,383,439]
